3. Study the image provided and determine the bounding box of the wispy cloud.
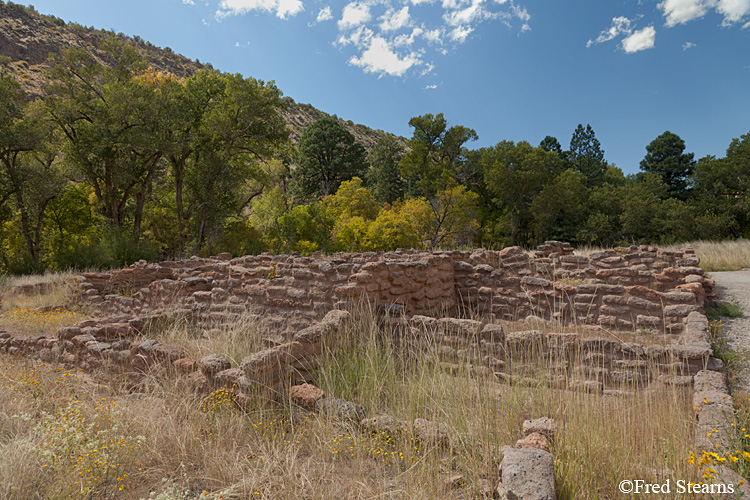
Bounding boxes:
[214,0,530,77]
[682,41,696,49]
[317,6,333,22]
[216,0,303,20]
[424,83,438,89]
[183,0,196,5]
[587,16,655,53]
[587,16,632,48]
[380,6,411,31]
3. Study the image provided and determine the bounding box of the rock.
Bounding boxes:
[199,354,232,377]
[515,432,550,452]
[523,417,556,440]
[413,418,450,446]
[498,447,556,500]
[290,383,325,411]
[314,397,366,423]
[173,358,199,373]
[71,334,97,348]
[150,343,186,363]
[111,339,131,351]
[86,341,112,355]
[360,415,410,436]
[136,339,159,354]
[213,368,243,388]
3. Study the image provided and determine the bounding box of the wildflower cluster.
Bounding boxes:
[1,307,87,335]
[33,397,143,498]
[200,388,236,415]
[254,265,279,280]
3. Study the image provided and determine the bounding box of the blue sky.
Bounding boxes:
[25,0,750,173]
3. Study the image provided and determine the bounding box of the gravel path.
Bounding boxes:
[710,271,750,391]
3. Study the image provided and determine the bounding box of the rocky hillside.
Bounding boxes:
[0,1,396,149]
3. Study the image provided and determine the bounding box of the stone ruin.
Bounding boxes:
[1,241,741,499]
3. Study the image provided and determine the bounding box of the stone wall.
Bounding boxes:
[386,310,719,393]
[78,242,715,338]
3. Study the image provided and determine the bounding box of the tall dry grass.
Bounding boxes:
[575,239,750,272]
[0,301,725,499]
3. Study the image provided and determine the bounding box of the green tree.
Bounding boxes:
[483,141,563,245]
[539,135,563,156]
[0,72,61,269]
[530,169,588,243]
[693,132,750,237]
[640,131,695,199]
[568,124,606,187]
[619,173,667,243]
[293,117,367,198]
[400,113,477,197]
[424,184,480,249]
[45,42,159,234]
[367,198,431,251]
[365,135,405,203]
[187,73,290,251]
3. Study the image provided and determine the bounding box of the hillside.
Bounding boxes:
[0,1,396,149]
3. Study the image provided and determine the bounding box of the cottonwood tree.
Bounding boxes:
[483,140,563,246]
[0,71,62,270]
[187,73,290,251]
[400,113,477,197]
[45,42,160,233]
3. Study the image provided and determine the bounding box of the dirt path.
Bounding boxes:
[709,270,750,391]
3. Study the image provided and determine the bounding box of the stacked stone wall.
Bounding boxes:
[78,242,714,340]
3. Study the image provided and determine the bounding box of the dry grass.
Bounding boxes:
[0,271,79,314]
[574,239,750,272]
[0,288,740,498]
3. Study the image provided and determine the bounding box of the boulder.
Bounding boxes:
[498,447,556,500]
[314,397,366,423]
[290,383,325,411]
[199,354,232,377]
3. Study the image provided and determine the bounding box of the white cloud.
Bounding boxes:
[337,25,374,46]
[716,0,750,25]
[658,0,715,26]
[338,2,372,30]
[425,84,438,89]
[658,0,750,26]
[348,36,421,76]
[422,28,443,43]
[394,27,424,46]
[380,6,411,31]
[449,25,473,42]
[621,25,656,53]
[217,0,303,19]
[682,41,696,49]
[317,6,333,22]
[330,0,530,76]
[587,16,632,47]
[444,0,489,27]
[183,0,195,5]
